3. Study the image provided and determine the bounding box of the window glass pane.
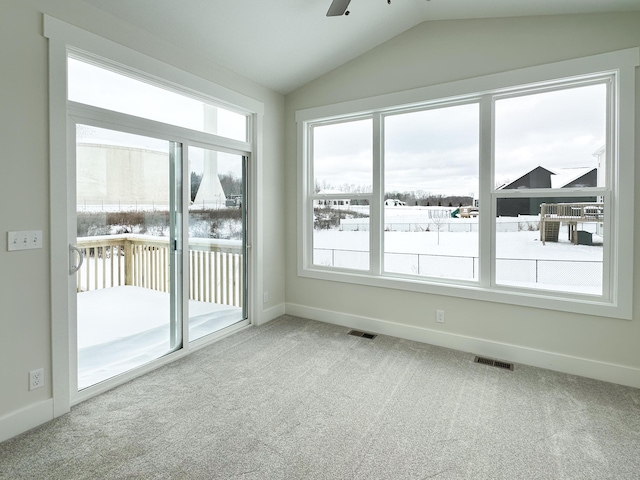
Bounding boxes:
[313,119,372,194]
[384,103,479,281]
[75,124,177,389]
[495,196,604,295]
[76,125,170,211]
[68,57,247,142]
[313,199,369,270]
[495,84,606,189]
[188,147,246,342]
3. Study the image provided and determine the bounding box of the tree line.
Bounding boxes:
[314,179,473,207]
[384,192,473,207]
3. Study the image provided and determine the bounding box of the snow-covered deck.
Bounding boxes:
[78,286,242,389]
[74,233,246,389]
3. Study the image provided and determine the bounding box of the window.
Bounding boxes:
[384,102,479,281]
[297,49,637,319]
[494,83,607,296]
[312,118,372,271]
[68,57,248,141]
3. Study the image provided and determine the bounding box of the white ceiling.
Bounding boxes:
[82,0,640,95]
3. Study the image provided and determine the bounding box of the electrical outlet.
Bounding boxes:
[29,368,45,390]
[263,291,269,304]
[436,310,445,324]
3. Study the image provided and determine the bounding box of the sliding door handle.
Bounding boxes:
[69,244,84,275]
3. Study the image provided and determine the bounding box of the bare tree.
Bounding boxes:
[430,212,446,245]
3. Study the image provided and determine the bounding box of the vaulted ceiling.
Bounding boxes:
[82,0,640,94]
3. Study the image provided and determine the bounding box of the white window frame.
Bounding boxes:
[297,48,637,320]
[45,15,265,417]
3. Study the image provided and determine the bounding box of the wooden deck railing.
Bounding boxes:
[539,202,604,245]
[76,234,243,308]
[540,202,604,221]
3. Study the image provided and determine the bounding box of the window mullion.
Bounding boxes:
[602,191,613,302]
[371,113,383,275]
[479,95,493,288]
[304,123,314,270]
[603,76,615,303]
[181,141,191,347]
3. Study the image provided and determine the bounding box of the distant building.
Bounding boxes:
[496,165,598,217]
[77,143,171,207]
[314,189,351,207]
[77,143,228,210]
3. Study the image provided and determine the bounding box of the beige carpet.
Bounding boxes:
[1,315,639,479]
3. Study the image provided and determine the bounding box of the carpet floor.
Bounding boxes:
[1,315,639,479]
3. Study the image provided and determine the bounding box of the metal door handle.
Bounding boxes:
[69,244,84,275]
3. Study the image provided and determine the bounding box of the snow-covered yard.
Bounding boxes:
[313,225,603,295]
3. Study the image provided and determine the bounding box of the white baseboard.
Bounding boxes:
[286,303,640,389]
[259,303,286,325]
[0,399,54,443]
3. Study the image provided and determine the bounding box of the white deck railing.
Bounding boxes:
[76,234,243,308]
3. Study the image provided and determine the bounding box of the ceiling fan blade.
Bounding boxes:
[326,0,351,16]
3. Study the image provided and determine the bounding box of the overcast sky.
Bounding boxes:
[314,83,606,197]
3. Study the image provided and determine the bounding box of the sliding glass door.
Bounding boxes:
[74,125,182,389]
[188,146,247,341]
[71,122,250,391]
[66,53,252,395]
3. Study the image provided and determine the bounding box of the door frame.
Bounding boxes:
[47,15,265,416]
[69,113,253,403]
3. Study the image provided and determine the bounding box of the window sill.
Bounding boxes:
[298,265,630,320]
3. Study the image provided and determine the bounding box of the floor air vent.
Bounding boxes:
[348,330,377,340]
[474,356,514,371]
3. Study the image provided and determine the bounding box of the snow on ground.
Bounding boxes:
[77,286,242,389]
[313,226,603,294]
[314,228,602,260]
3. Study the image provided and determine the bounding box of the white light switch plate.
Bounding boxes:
[7,230,43,251]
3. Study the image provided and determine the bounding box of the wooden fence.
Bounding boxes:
[75,234,243,308]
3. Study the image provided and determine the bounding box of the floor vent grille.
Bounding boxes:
[348,330,377,340]
[474,356,514,371]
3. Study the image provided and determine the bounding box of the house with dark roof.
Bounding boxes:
[496,166,597,217]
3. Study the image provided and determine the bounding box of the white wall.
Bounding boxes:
[0,0,285,435]
[285,13,640,385]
